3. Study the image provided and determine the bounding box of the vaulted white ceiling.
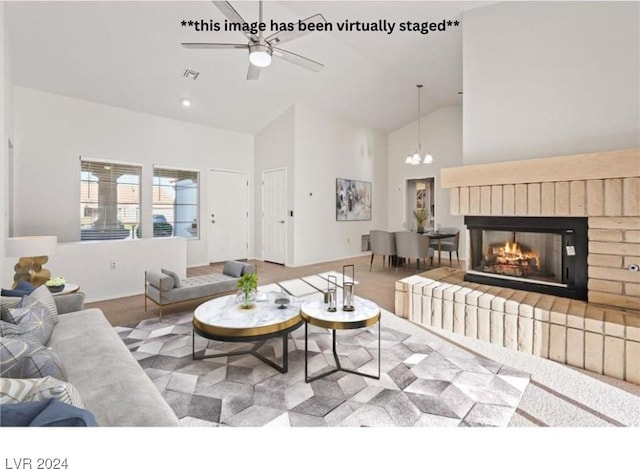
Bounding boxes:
[5,1,496,135]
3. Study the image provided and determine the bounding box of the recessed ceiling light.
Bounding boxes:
[183,68,200,80]
[179,97,192,107]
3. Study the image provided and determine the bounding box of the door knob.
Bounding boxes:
[211,220,216,224]
[278,220,285,224]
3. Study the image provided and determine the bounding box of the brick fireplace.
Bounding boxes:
[443,148,640,312]
[394,148,640,384]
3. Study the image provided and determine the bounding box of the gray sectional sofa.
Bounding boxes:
[46,294,179,426]
[0,293,180,427]
[145,260,256,319]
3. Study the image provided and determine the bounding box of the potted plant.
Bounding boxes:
[236,273,258,310]
[45,276,66,293]
[413,209,428,233]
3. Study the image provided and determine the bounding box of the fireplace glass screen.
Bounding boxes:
[469,229,564,286]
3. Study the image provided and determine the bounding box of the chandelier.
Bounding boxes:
[405,84,434,165]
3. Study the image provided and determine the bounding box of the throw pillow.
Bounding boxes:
[0,376,84,408]
[22,285,59,324]
[161,268,182,288]
[8,300,55,345]
[1,288,31,298]
[0,296,21,322]
[1,281,35,298]
[0,336,40,377]
[222,260,244,278]
[0,399,98,427]
[146,271,174,291]
[15,281,36,294]
[11,346,68,381]
[0,320,43,346]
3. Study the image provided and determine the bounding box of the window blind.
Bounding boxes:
[80,159,141,241]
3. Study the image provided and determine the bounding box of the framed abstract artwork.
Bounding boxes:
[336,178,372,221]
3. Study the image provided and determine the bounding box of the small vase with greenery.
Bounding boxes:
[237,273,258,310]
[413,209,428,233]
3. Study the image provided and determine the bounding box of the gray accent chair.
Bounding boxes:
[429,228,460,266]
[395,231,434,271]
[369,230,397,271]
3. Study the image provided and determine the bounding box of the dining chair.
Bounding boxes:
[369,230,397,271]
[429,228,460,266]
[394,231,434,272]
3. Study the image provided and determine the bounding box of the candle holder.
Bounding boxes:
[342,264,355,312]
[326,274,337,312]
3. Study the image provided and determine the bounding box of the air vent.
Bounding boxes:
[183,68,200,80]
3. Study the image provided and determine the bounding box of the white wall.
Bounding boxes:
[0,3,14,288]
[293,103,388,266]
[46,237,186,302]
[387,106,465,257]
[11,87,254,273]
[463,1,640,164]
[5,87,253,299]
[253,106,295,265]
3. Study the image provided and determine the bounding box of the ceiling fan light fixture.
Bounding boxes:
[249,44,272,67]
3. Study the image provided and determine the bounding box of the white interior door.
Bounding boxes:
[262,168,286,265]
[208,169,249,263]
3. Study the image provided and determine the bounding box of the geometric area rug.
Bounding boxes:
[116,304,530,427]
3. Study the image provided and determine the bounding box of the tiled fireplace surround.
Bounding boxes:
[395,148,640,384]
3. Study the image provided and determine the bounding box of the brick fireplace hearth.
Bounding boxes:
[395,148,640,384]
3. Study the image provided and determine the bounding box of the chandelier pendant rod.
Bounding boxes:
[417,84,422,154]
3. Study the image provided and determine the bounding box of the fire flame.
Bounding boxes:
[495,241,540,269]
[504,241,521,255]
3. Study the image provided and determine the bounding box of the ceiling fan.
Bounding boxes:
[181,1,326,80]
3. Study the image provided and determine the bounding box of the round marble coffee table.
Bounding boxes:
[300,296,381,383]
[192,293,303,373]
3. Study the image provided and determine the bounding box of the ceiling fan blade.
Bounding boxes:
[273,47,324,72]
[266,13,327,46]
[246,63,261,81]
[181,42,248,50]
[211,1,259,42]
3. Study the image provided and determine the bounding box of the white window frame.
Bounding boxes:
[152,165,200,240]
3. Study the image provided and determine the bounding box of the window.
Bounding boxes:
[80,159,141,241]
[152,167,199,239]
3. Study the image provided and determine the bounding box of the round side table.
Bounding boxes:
[300,295,381,383]
[51,283,80,296]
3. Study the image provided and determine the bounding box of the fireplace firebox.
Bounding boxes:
[464,216,588,300]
